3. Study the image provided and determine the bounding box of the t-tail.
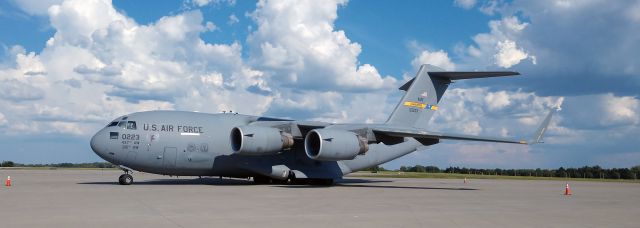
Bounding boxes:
[377,64,556,146]
[385,64,520,128]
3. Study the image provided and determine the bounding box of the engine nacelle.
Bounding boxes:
[304,129,368,161]
[230,125,294,155]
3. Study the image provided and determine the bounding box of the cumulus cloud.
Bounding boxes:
[0,0,405,138]
[247,0,396,91]
[411,49,456,71]
[192,0,213,7]
[190,0,236,7]
[484,90,511,110]
[0,79,46,101]
[11,0,63,15]
[454,0,477,9]
[479,0,501,16]
[0,0,276,136]
[242,0,401,123]
[458,16,535,69]
[463,1,640,96]
[0,112,7,126]
[205,21,217,31]
[228,14,239,25]
[494,39,530,68]
[429,87,563,138]
[561,93,639,129]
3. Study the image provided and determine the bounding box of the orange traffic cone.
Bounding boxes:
[5,176,11,187]
[564,183,571,195]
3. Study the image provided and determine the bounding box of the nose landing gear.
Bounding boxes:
[118,165,134,185]
[119,173,133,185]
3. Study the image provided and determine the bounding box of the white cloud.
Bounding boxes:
[479,0,501,16]
[462,1,640,96]
[462,121,482,135]
[228,14,239,25]
[0,0,278,136]
[604,95,639,125]
[190,0,236,7]
[0,0,407,138]
[0,79,45,101]
[205,21,217,31]
[411,49,456,71]
[192,0,213,7]
[557,94,639,130]
[429,87,563,138]
[16,51,46,75]
[458,16,535,69]
[0,112,7,126]
[484,90,511,110]
[247,0,396,91]
[494,39,529,68]
[454,0,477,10]
[11,0,63,15]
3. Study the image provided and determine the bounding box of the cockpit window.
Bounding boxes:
[117,121,126,128]
[107,122,118,127]
[122,116,128,120]
[126,121,137,130]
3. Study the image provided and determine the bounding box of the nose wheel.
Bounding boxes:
[117,165,134,185]
[118,173,133,185]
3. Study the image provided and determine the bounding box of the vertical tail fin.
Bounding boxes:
[385,65,449,128]
[385,64,520,129]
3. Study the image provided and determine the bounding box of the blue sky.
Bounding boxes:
[0,0,639,169]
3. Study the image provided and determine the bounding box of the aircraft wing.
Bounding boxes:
[372,127,527,144]
[372,108,556,145]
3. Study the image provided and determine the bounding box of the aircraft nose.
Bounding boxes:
[90,130,107,157]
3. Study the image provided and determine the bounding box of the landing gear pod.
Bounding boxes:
[304,129,368,161]
[230,126,294,155]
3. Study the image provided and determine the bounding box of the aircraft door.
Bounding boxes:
[163,147,177,169]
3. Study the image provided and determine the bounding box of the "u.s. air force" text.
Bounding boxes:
[142,124,204,133]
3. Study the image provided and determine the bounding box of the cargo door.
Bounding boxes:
[163,147,177,169]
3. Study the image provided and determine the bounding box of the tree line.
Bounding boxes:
[367,165,640,180]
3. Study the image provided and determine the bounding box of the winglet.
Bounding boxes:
[526,107,558,145]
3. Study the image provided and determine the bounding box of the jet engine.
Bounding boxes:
[304,129,368,161]
[230,126,294,155]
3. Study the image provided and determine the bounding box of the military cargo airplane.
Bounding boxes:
[90,64,555,185]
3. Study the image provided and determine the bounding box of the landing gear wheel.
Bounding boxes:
[119,174,133,185]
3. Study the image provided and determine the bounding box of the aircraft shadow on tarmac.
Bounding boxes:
[278,179,478,190]
[330,184,477,191]
[77,178,386,186]
[78,178,477,190]
[77,178,255,186]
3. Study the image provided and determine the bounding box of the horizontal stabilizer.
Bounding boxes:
[399,69,520,91]
[428,71,520,80]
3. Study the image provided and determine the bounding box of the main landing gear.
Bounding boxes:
[118,165,133,185]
